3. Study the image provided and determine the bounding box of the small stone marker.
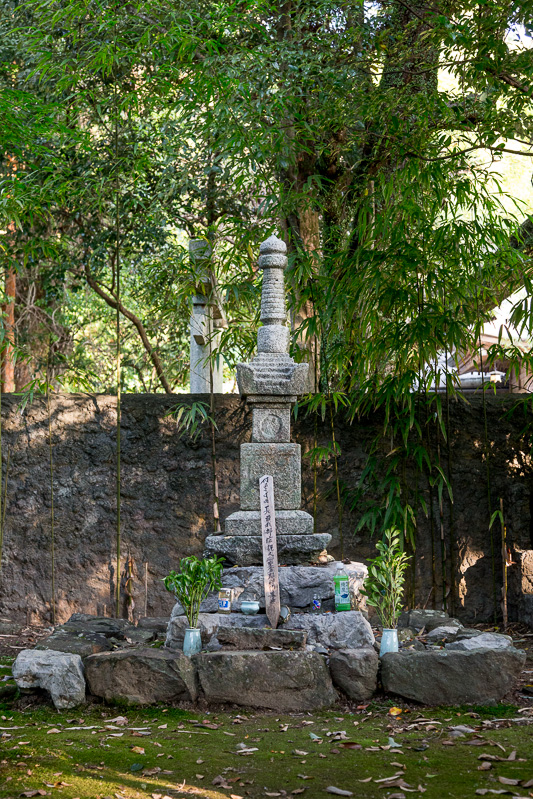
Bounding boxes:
[259,475,280,629]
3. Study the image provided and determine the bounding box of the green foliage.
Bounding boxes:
[163,555,223,629]
[167,400,216,443]
[361,528,410,629]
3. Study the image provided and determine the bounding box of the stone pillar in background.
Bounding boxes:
[189,240,224,394]
[204,235,331,565]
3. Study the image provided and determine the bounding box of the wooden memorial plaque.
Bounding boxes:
[259,474,280,629]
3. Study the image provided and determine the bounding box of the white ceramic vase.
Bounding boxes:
[380,628,399,657]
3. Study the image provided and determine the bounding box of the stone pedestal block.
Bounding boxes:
[225,510,314,536]
[204,532,331,565]
[240,442,301,510]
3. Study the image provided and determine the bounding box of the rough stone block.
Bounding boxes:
[36,630,112,659]
[85,648,198,704]
[217,627,307,650]
[287,611,374,650]
[195,650,337,711]
[137,617,170,633]
[240,443,301,510]
[63,614,135,639]
[171,562,368,615]
[204,532,331,566]
[399,610,451,632]
[445,632,513,651]
[252,407,291,443]
[329,648,378,700]
[12,649,86,710]
[225,510,314,536]
[381,648,526,705]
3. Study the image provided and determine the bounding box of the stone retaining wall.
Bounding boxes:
[0,393,531,625]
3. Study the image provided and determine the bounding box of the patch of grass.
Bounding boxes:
[0,701,532,798]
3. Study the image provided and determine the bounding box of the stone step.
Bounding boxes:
[166,609,374,652]
[204,532,331,566]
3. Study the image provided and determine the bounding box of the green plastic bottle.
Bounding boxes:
[333,565,351,611]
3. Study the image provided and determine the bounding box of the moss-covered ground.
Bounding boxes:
[1,676,533,799]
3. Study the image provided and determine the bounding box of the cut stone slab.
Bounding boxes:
[240,443,301,510]
[217,627,307,650]
[171,562,367,615]
[286,612,374,650]
[36,630,112,659]
[204,532,332,566]
[225,510,314,536]
[446,632,513,651]
[85,648,198,704]
[329,648,378,700]
[195,650,336,711]
[381,648,526,705]
[12,649,86,710]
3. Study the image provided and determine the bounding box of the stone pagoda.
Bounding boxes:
[204,234,331,565]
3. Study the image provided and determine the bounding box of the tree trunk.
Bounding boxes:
[2,266,16,393]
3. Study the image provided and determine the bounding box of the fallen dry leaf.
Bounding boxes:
[291,790,306,796]
[130,746,145,755]
[340,742,362,750]
[46,728,61,735]
[389,707,403,717]
[498,777,519,786]
[478,762,492,771]
[213,775,232,790]
[325,788,353,797]
[107,716,128,726]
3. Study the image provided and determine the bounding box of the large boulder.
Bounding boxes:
[381,648,526,705]
[329,648,378,700]
[446,632,513,651]
[217,627,307,650]
[84,648,198,704]
[195,650,337,711]
[286,611,374,650]
[12,649,86,709]
[170,562,368,615]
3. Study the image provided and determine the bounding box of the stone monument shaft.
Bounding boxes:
[204,235,331,565]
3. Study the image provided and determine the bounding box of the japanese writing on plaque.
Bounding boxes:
[259,474,280,628]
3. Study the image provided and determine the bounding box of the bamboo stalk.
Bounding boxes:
[46,344,56,625]
[501,497,508,632]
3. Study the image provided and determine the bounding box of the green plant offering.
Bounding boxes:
[164,556,224,629]
[361,528,410,629]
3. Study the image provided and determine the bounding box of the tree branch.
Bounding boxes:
[84,263,173,394]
